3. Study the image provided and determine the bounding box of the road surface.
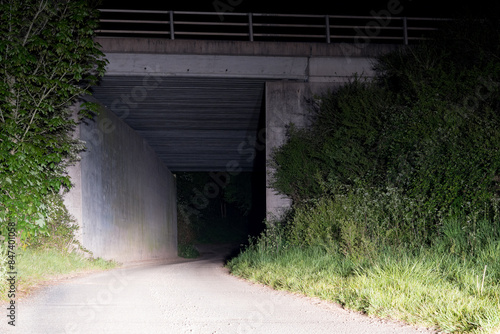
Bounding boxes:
[1,244,435,334]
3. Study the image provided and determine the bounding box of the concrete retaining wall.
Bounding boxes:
[65,102,177,263]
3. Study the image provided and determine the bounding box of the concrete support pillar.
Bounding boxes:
[265,81,342,221]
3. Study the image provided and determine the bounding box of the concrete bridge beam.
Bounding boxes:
[103,52,376,82]
[97,37,395,82]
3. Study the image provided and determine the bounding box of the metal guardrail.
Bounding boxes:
[96,9,450,45]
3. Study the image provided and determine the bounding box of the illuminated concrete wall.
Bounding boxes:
[65,101,177,263]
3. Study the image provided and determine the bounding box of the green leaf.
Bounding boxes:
[35,213,46,228]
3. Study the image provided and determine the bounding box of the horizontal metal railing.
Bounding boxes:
[96,9,450,45]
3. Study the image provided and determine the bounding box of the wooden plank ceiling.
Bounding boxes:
[91,76,267,171]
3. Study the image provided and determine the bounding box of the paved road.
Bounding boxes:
[1,244,435,334]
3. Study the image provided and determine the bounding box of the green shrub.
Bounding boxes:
[270,80,390,204]
[231,18,500,334]
[374,19,500,219]
[24,193,85,252]
[281,184,500,261]
[286,188,421,259]
[269,18,500,253]
[311,79,391,191]
[269,125,324,203]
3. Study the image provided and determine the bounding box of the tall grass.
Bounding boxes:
[229,243,500,333]
[228,189,500,333]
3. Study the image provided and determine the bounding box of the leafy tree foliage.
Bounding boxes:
[0,0,107,240]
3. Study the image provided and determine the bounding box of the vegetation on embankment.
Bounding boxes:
[0,194,118,303]
[228,17,500,333]
[0,0,114,301]
[228,214,500,333]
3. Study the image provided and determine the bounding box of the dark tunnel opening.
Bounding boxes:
[175,98,267,257]
[176,169,265,247]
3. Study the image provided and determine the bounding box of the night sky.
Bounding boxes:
[98,0,499,19]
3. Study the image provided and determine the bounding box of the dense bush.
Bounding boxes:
[270,18,500,252]
[286,188,500,259]
[270,81,390,203]
[375,22,500,217]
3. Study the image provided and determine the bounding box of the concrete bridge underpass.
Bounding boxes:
[64,37,398,262]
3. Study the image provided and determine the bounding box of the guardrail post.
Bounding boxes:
[403,16,408,45]
[325,15,330,43]
[248,13,254,41]
[170,11,175,40]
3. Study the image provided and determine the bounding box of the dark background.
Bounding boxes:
[98,0,499,18]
